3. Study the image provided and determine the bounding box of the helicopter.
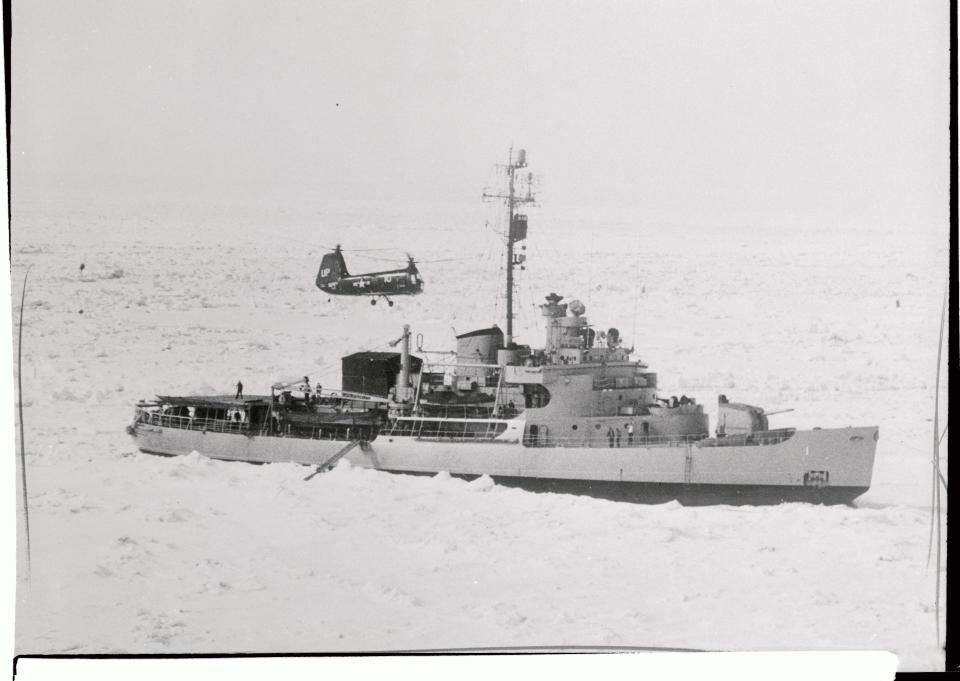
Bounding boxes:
[315,245,424,306]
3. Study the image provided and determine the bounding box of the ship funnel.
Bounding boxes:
[456,326,502,364]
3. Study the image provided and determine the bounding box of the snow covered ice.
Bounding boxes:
[9,197,947,670]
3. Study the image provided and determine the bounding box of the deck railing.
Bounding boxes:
[412,434,520,444]
[521,433,710,448]
[593,376,650,390]
[135,407,375,442]
[700,429,796,447]
[415,405,513,419]
[137,409,248,434]
[136,406,795,450]
[520,430,796,449]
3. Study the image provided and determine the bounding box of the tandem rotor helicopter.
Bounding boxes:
[316,244,424,306]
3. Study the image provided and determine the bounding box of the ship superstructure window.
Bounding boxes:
[194,407,228,421]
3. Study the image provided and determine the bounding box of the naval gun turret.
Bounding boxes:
[716,394,768,436]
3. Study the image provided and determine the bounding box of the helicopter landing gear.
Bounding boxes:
[370,296,394,307]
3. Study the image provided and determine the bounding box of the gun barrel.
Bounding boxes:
[764,408,795,416]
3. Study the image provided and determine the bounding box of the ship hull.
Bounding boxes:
[346,424,877,505]
[132,422,877,505]
[133,423,350,466]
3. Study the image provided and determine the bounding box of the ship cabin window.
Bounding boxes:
[571,424,578,430]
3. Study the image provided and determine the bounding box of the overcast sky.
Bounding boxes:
[12,0,950,228]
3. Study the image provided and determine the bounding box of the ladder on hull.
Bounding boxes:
[304,440,363,481]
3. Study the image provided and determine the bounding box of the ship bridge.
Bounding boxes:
[537,293,649,370]
[539,293,627,364]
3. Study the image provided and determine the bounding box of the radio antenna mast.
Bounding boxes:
[482,147,535,347]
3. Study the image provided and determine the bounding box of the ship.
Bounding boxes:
[129,149,878,505]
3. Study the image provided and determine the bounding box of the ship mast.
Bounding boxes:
[483,147,534,347]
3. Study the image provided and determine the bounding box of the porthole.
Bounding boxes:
[595,424,602,430]
[571,424,578,431]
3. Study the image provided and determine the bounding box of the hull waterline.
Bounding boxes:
[371,471,870,506]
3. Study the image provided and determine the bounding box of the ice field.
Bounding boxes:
[10,197,948,670]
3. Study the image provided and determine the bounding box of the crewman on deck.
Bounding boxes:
[626,423,634,445]
[607,427,615,448]
[235,380,243,399]
[615,428,622,447]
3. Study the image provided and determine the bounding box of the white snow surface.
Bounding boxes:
[10,199,947,669]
